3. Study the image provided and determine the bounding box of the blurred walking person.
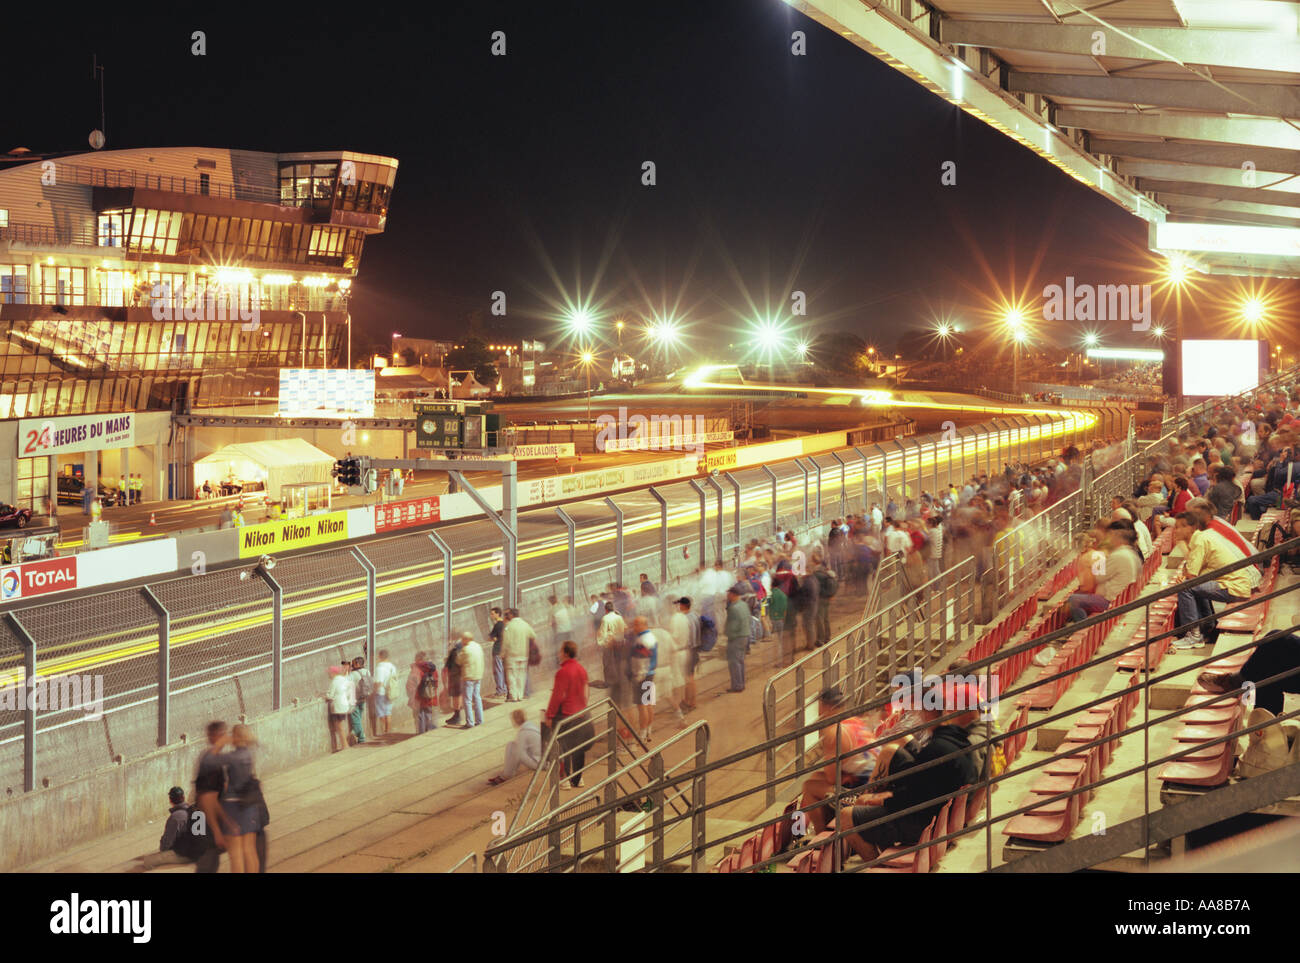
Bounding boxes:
[409,651,439,734]
[220,723,264,873]
[326,664,352,752]
[502,609,536,702]
[458,631,485,728]
[488,607,507,698]
[373,649,399,737]
[545,641,596,789]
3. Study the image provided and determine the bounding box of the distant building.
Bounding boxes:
[0,145,398,510]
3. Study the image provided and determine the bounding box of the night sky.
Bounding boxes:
[3,1,1290,359]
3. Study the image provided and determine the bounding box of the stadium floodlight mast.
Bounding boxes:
[1241,296,1267,327]
[1003,307,1028,394]
[568,309,593,340]
[580,349,596,425]
[751,318,788,381]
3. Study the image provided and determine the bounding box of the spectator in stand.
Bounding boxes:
[596,601,627,690]
[926,515,945,580]
[487,708,542,785]
[1190,458,1211,496]
[1171,511,1254,649]
[409,651,439,734]
[835,705,978,861]
[549,596,575,667]
[458,631,486,728]
[444,637,465,726]
[800,688,880,833]
[502,609,536,702]
[789,538,808,578]
[1112,507,1152,560]
[1065,523,1141,622]
[767,572,789,665]
[326,664,353,752]
[546,640,595,789]
[796,555,821,653]
[812,553,834,647]
[1206,464,1243,519]
[628,616,658,741]
[133,786,215,872]
[373,649,399,737]
[1199,630,1300,715]
[670,597,700,710]
[347,656,371,745]
[488,607,507,698]
[724,587,751,693]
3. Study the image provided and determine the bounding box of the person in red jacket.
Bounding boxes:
[546,640,596,788]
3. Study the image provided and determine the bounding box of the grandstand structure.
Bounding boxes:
[481,368,1300,873]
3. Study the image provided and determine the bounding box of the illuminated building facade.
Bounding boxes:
[0,146,398,418]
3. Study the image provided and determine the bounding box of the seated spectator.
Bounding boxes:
[1198,630,1300,715]
[1112,507,1151,560]
[1205,464,1243,519]
[132,786,216,872]
[835,705,978,861]
[1171,511,1254,649]
[800,688,882,833]
[487,709,543,785]
[1065,523,1141,622]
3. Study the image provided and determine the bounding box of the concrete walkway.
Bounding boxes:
[20,587,878,873]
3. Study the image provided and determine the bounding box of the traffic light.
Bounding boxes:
[332,455,363,486]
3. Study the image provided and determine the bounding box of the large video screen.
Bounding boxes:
[1181,340,1261,397]
[278,368,376,417]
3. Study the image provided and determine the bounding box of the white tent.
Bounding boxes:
[194,438,336,500]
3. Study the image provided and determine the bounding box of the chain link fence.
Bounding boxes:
[0,411,1106,796]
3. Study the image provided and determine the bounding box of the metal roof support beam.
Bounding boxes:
[1057,110,1300,154]
[1089,139,1300,177]
[1136,179,1300,211]
[1116,161,1300,195]
[1008,72,1300,117]
[940,20,1300,75]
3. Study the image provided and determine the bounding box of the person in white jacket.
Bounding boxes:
[668,598,699,712]
[326,664,354,752]
[487,709,543,785]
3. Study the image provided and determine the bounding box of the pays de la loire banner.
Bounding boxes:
[19,414,135,457]
[0,556,78,601]
[239,511,349,558]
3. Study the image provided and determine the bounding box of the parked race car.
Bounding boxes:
[0,504,33,528]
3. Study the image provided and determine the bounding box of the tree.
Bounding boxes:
[446,337,498,386]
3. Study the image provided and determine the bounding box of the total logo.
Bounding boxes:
[0,557,77,601]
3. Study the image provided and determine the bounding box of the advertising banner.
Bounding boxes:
[375,495,441,532]
[239,511,349,558]
[18,414,135,457]
[0,556,78,601]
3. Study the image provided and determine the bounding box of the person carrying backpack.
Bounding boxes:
[348,656,372,744]
[410,651,439,734]
[132,786,216,872]
[812,554,837,647]
[444,639,465,725]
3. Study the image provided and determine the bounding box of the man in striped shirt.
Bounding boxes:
[1172,511,1255,649]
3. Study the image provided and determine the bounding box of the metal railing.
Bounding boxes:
[0,408,1106,797]
[762,557,979,805]
[484,705,710,873]
[475,533,1300,873]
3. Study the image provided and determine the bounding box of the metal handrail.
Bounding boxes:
[478,510,1300,872]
